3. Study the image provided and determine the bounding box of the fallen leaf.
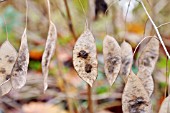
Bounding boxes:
[122,71,151,113]
[73,28,98,87]
[159,95,170,113]
[103,35,121,85]
[11,28,29,89]
[120,41,133,81]
[42,21,57,91]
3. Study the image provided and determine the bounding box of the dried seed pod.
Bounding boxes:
[159,95,170,113]
[138,38,159,73]
[120,41,133,81]
[42,21,57,91]
[122,72,151,113]
[137,38,159,97]
[11,28,29,89]
[0,41,17,96]
[73,29,98,87]
[103,35,121,85]
[0,79,12,96]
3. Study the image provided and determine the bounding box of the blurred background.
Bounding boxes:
[0,0,170,113]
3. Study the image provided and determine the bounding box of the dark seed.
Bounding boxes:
[8,56,15,63]
[85,64,92,73]
[78,50,88,59]
[0,68,6,74]
[6,75,11,80]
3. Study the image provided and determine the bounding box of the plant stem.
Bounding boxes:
[63,0,77,40]
[87,84,93,113]
[56,43,74,113]
[138,0,170,59]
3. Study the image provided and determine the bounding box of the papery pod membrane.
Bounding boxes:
[159,95,170,113]
[103,35,121,85]
[0,79,12,96]
[137,38,159,97]
[0,40,17,96]
[42,21,57,91]
[11,28,29,89]
[122,72,151,113]
[73,28,98,87]
[120,41,133,81]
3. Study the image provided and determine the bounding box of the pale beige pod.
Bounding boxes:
[103,35,121,85]
[73,28,98,87]
[122,71,151,113]
[42,21,57,91]
[0,40,17,96]
[120,41,133,81]
[11,28,29,89]
[159,95,170,113]
[137,37,159,97]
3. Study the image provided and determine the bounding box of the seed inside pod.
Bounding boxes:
[78,50,88,59]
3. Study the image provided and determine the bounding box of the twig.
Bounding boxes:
[55,43,74,113]
[137,0,170,59]
[165,56,168,98]
[124,0,132,41]
[87,84,93,113]
[157,22,170,29]
[63,0,77,40]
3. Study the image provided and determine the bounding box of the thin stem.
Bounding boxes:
[87,84,93,113]
[78,0,88,29]
[63,0,77,40]
[165,56,168,98]
[2,16,9,40]
[137,0,170,59]
[46,0,51,22]
[104,0,120,35]
[25,0,28,29]
[133,36,157,57]
[157,22,170,29]
[124,0,132,41]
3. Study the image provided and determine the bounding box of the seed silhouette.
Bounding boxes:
[85,64,92,73]
[78,50,88,59]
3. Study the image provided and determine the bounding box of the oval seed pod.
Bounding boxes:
[42,21,57,91]
[11,28,29,89]
[120,41,133,81]
[122,71,151,113]
[73,29,98,87]
[0,41,17,96]
[159,95,170,113]
[137,38,159,97]
[103,35,121,86]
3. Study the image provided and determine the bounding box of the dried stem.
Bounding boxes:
[137,0,170,59]
[46,0,51,23]
[165,56,168,98]
[63,0,77,40]
[25,0,28,29]
[55,44,74,113]
[104,0,119,35]
[87,84,93,113]
[157,22,170,29]
[124,0,132,41]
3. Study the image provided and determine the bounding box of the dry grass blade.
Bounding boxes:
[103,35,121,86]
[11,28,29,89]
[122,72,151,113]
[120,41,133,81]
[137,38,159,97]
[42,21,57,91]
[159,95,170,113]
[73,29,98,87]
[0,41,17,96]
